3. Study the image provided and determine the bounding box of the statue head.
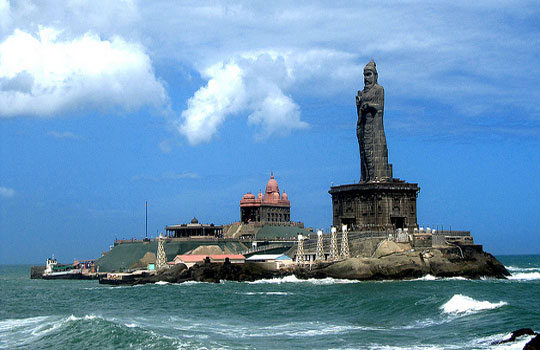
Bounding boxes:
[363,59,378,89]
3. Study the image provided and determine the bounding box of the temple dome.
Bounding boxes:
[265,173,280,195]
[242,193,256,200]
[191,217,199,224]
[282,192,288,200]
[257,191,263,199]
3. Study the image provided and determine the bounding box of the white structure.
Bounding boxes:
[340,225,350,259]
[156,234,168,270]
[330,227,338,261]
[315,230,324,261]
[246,254,293,269]
[296,234,305,265]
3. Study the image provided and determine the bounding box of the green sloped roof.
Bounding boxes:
[95,240,249,272]
[255,225,312,240]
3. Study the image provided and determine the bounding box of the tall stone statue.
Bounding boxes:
[356,60,393,182]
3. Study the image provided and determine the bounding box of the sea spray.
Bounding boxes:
[441,294,507,315]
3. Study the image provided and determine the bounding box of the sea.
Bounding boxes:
[1,255,539,350]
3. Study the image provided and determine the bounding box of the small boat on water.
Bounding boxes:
[42,257,83,279]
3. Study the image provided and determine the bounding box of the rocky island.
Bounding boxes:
[97,60,509,286]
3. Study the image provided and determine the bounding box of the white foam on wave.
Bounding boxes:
[66,314,98,322]
[0,316,50,332]
[247,275,360,285]
[363,332,535,350]
[171,280,212,285]
[469,332,537,350]
[154,281,170,285]
[0,315,79,348]
[440,294,507,315]
[240,291,294,295]
[413,274,438,281]
[507,272,540,280]
[209,321,383,338]
[411,275,468,281]
[505,265,540,272]
[392,317,449,330]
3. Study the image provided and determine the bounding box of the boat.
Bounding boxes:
[42,257,83,279]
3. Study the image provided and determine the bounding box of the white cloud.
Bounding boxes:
[178,62,246,145]
[178,50,347,144]
[248,91,307,140]
[0,186,15,198]
[0,26,166,118]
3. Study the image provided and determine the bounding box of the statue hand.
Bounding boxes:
[361,103,369,112]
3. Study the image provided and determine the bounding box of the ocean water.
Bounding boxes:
[1,255,539,350]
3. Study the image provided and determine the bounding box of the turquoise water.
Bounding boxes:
[1,255,539,350]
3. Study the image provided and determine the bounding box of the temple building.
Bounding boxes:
[166,217,223,238]
[240,173,291,225]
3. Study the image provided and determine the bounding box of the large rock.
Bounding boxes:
[30,266,45,279]
[525,334,540,350]
[306,246,508,280]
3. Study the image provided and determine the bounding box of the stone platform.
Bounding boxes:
[329,180,420,231]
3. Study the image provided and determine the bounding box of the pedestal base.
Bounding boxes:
[329,180,420,231]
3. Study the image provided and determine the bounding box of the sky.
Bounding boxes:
[0,1,539,264]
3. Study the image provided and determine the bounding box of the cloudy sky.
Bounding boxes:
[1,1,539,263]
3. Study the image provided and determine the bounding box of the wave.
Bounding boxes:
[440,294,507,315]
[411,275,467,281]
[240,291,294,295]
[505,265,540,272]
[507,272,540,281]
[203,321,384,338]
[469,332,537,350]
[504,265,540,280]
[246,275,360,285]
[356,332,535,350]
[0,314,189,349]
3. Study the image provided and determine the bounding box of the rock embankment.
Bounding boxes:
[492,329,540,350]
[101,244,509,286]
[302,245,509,280]
[101,261,289,286]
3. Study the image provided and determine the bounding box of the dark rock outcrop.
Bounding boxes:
[525,334,540,350]
[30,266,45,279]
[303,247,508,281]
[496,328,536,344]
[491,328,539,349]
[105,261,289,286]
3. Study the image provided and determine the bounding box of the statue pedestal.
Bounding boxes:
[329,180,420,231]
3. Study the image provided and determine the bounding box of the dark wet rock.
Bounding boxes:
[107,261,289,286]
[494,328,537,345]
[524,334,540,350]
[30,266,45,279]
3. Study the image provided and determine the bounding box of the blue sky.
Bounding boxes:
[1,1,539,264]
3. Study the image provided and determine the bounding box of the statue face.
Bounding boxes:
[364,69,376,89]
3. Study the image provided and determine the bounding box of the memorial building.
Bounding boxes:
[329,60,420,231]
[240,173,291,225]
